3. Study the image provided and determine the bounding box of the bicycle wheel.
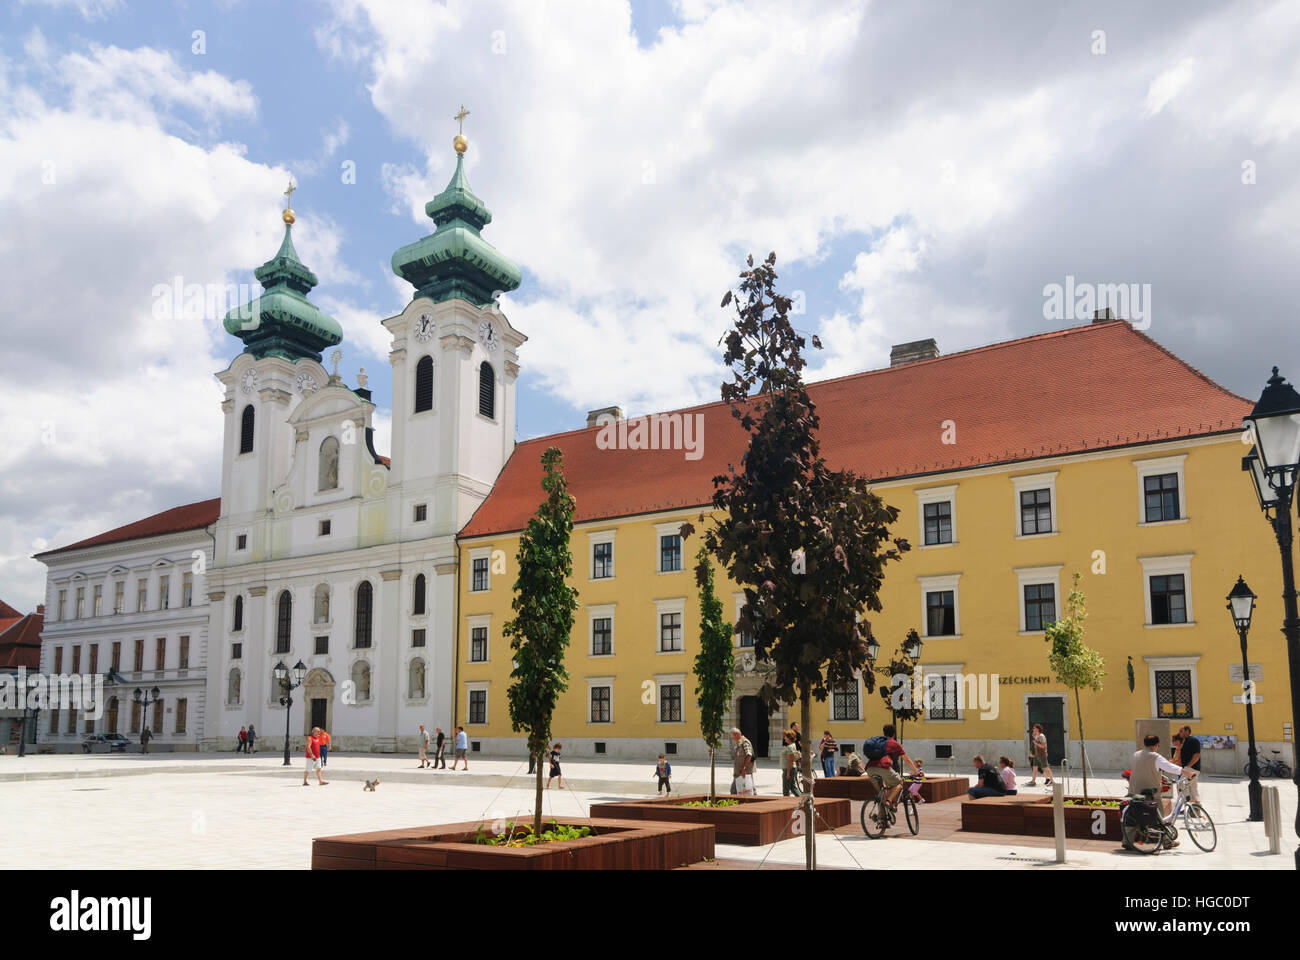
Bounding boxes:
[1244,761,1255,777]
[1276,763,1292,780]
[903,795,920,834]
[1183,803,1217,852]
[861,797,887,838]
[1120,805,1162,854]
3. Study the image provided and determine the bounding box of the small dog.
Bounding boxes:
[363,779,380,792]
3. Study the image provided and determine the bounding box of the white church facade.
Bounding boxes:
[36,131,527,752]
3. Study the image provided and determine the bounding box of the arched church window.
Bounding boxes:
[318,436,340,491]
[478,361,495,419]
[414,355,434,413]
[355,581,373,649]
[275,589,292,654]
[233,594,243,632]
[240,405,255,454]
[413,573,426,615]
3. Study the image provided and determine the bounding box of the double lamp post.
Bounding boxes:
[274,659,307,767]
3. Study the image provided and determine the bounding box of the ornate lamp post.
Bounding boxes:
[274,659,308,767]
[1227,576,1263,822]
[1240,366,1300,868]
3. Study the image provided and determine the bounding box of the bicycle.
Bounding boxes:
[861,773,922,838]
[1244,750,1292,779]
[1120,775,1216,854]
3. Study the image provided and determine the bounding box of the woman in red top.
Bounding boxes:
[303,727,328,786]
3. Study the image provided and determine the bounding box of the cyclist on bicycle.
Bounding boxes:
[1128,734,1196,849]
[864,723,921,809]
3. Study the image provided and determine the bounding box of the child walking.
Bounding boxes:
[546,743,564,790]
[653,754,672,795]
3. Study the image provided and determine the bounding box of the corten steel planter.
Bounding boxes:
[960,795,1123,840]
[312,817,715,870]
[813,775,968,804]
[587,794,852,845]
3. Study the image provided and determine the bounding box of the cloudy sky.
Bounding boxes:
[1,0,1298,611]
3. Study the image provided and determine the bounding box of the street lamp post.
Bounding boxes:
[15,674,40,759]
[132,686,160,753]
[1241,366,1300,869]
[274,660,308,767]
[1227,575,1263,822]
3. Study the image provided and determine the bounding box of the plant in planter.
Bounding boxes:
[503,447,580,836]
[692,545,734,801]
[471,820,593,847]
[700,252,911,870]
[681,798,740,808]
[1043,572,1105,800]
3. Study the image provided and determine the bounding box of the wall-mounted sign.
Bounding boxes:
[1228,663,1262,682]
[998,675,1053,685]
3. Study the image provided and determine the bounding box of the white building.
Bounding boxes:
[33,503,216,750]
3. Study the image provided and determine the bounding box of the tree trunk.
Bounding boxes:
[534,748,544,836]
[1074,685,1088,801]
[709,744,716,801]
[800,688,815,871]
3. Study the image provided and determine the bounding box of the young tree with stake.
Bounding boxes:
[1043,572,1105,799]
[692,542,735,801]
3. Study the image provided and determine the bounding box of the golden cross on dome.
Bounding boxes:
[284,181,296,207]
[454,105,470,135]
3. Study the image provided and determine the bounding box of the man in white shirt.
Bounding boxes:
[1128,734,1196,849]
[452,725,470,770]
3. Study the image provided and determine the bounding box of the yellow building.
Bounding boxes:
[456,320,1290,775]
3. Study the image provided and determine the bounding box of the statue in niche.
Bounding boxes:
[319,436,340,491]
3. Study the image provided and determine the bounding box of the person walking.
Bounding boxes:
[1026,722,1053,787]
[318,728,330,766]
[418,724,430,768]
[302,726,328,786]
[729,727,756,796]
[547,743,564,790]
[819,730,838,778]
[140,726,152,755]
[451,726,469,770]
[653,753,672,795]
[247,724,257,755]
[237,726,248,753]
[433,726,446,769]
[781,731,802,797]
[1178,725,1202,802]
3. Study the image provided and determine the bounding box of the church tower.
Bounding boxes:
[385,114,526,538]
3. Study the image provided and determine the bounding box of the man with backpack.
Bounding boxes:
[863,723,920,809]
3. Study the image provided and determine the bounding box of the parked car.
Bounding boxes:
[81,733,130,753]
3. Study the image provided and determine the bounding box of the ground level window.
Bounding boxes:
[1155,669,1194,718]
[831,684,859,721]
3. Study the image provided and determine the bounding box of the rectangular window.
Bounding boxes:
[54,647,63,673]
[113,581,124,614]
[57,589,66,620]
[175,699,187,734]
[231,642,242,660]
[136,580,146,613]
[155,637,166,673]
[468,690,487,724]
[92,585,102,617]
[413,503,427,522]
[659,612,683,652]
[593,541,613,579]
[1155,669,1194,718]
[49,708,59,734]
[412,628,426,648]
[592,617,613,656]
[66,710,77,734]
[1024,584,1056,631]
[152,700,164,733]
[1143,473,1180,522]
[738,625,754,647]
[926,590,956,636]
[236,534,247,550]
[314,636,328,655]
[1020,489,1053,535]
[130,700,140,734]
[659,535,682,572]
[928,674,960,720]
[471,557,489,592]
[590,686,611,723]
[71,646,81,674]
[181,572,193,608]
[159,579,169,610]
[84,714,94,734]
[1150,574,1188,625]
[133,638,144,673]
[75,588,84,619]
[831,683,860,721]
[318,520,331,536]
[923,501,953,545]
[179,636,190,670]
[111,641,121,672]
[89,645,99,675]
[659,684,682,722]
[470,626,488,663]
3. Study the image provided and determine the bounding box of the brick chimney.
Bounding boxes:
[1093,308,1116,323]
[586,405,624,428]
[889,339,940,367]
[36,604,44,615]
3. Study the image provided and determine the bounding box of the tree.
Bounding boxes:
[504,447,580,835]
[1043,572,1106,799]
[704,252,911,869]
[874,629,925,739]
[692,543,735,800]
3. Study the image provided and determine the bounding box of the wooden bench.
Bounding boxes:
[813,774,968,804]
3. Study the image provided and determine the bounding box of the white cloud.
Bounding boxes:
[17,0,123,21]
[1143,58,1196,118]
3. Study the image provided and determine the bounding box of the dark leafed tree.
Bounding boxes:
[703,252,911,869]
[691,542,735,800]
[875,629,925,739]
[504,447,580,835]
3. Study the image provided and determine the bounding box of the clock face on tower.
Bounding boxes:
[478,318,498,349]
[240,369,259,395]
[413,313,435,343]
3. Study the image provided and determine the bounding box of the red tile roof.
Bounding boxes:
[0,609,43,669]
[37,498,221,558]
[460,322,1250,539]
